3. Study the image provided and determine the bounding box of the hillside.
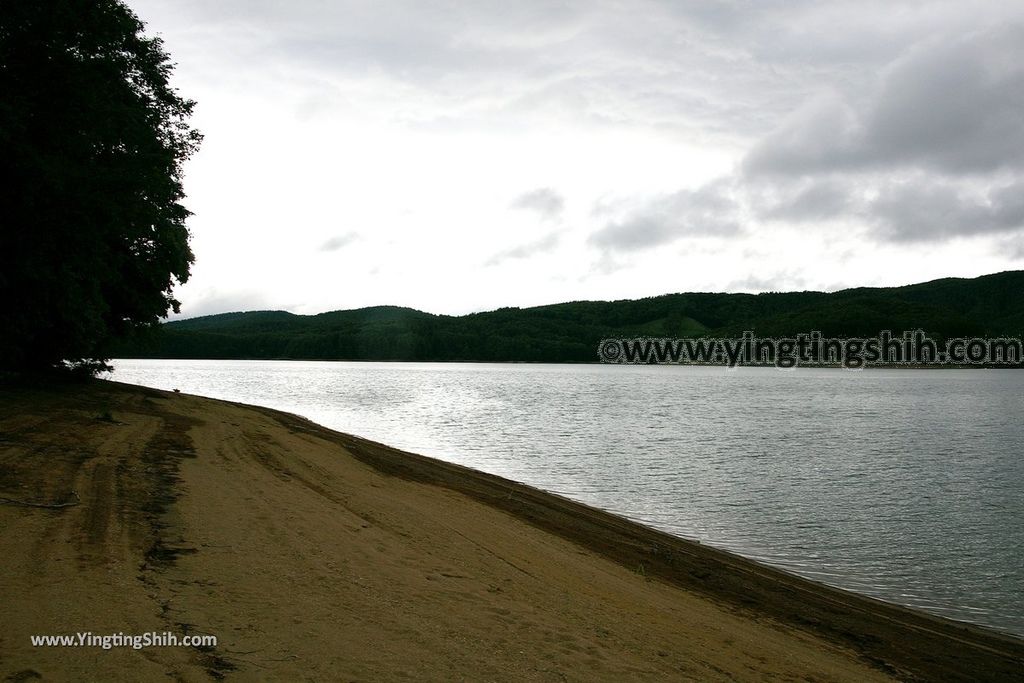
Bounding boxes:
[113,271,1024,362]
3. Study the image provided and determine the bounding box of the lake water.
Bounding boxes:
[107,359,1024,637]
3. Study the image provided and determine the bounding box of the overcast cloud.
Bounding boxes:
[129,0,1024,317]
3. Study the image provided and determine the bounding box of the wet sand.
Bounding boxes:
[1,379,1021,681]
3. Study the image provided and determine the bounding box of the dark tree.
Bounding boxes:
[0,0,200,373]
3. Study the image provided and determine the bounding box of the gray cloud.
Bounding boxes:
[750,174,1024,243]
[760,179,854,223]
[734,20,1024,246]
[745,25,1024,177]
[510,188,564,219]
[319,232,360,252]
[868,179,1024,242]
[486,232,560,266]
[588,182,742,252]
[753,175,1024,243]
[864,27,1024,174]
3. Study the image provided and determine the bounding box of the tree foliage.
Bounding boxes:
[114,271,1024,363]
[0,0,200,372]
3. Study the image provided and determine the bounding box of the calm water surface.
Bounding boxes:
[108,359,1024,636]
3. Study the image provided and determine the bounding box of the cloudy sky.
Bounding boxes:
[130,0,1024,318]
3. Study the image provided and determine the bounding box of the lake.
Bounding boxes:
[107,359,1024,636]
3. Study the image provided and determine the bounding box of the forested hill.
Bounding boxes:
[113,271,1024,362]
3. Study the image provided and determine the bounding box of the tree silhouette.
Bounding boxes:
[0,0,200,373]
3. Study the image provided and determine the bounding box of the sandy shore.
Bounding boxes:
[1,380,1021,681]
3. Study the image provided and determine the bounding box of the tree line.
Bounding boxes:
[113,271,1024,363]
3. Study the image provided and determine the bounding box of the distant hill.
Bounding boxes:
[112,271,1024,362]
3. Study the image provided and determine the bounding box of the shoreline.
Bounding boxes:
[245,398,1024,671]
[1,379,1022,681]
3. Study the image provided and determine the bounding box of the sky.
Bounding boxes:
[129,0,1024,318]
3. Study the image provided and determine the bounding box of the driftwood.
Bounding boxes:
[0,490,81,509]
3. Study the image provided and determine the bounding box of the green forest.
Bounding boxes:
[113,270,1024,363]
